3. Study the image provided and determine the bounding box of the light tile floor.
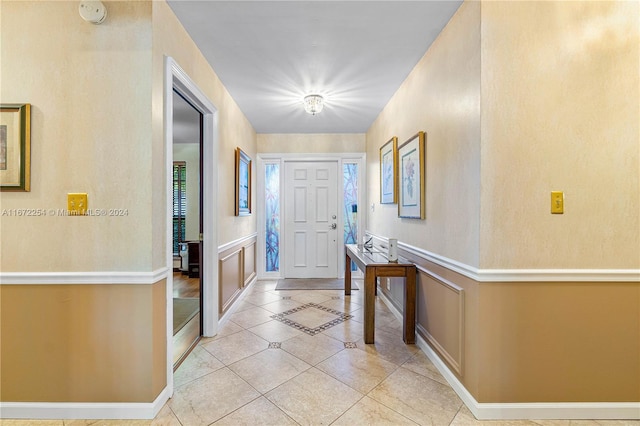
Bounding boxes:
[2,279,639,426]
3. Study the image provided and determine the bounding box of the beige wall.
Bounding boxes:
[365,1,481,268]
[258,133,365,154]
[1,0,154,272]
[479,0,640,269]
[152,1,257,253]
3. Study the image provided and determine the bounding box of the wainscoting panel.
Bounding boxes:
[367,231,640,412]
[218,248,242,315]
[416,270,465,375]
[218,234,257,317]
[243,240,257,287]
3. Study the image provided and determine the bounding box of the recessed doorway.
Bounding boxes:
[172,89,203,368]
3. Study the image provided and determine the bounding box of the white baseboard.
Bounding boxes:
[377,289,640,420]
[416,335,640,420]
[0,386,170,420]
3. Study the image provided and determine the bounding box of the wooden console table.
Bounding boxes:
[344,244,416,344]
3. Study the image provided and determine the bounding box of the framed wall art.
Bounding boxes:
[235,147,252,216]
[0,104,31,192]
[380,136,397,204]
[398,131,425,219]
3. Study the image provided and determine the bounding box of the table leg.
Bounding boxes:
[403,267,417,344]
[364,266,376,344]
[345,252,352,296]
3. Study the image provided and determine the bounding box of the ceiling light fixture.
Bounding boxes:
[304,94,324,115]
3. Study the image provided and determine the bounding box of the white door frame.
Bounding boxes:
[164,57,219,395]
[256,153,366,280]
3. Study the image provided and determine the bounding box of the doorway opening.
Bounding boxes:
[172,90,203,368]
[165,57,219,393]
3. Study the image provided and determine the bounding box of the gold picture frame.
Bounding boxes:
[380,136,397,204]
[0,104,31,191]
[235,147,252,216]
[398,131,425,219]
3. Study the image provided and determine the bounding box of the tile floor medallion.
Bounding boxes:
[270,302,353,335]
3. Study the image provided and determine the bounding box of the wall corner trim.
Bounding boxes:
[0,267,170,285]
[0,387,171,420]
[366,231,640,282]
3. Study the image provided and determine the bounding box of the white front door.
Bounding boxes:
[284,161,339,278]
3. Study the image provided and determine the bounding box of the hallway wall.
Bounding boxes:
[1,0,154,272]
[152,0,257,254]
[1,0,258,407]
[366,2,481,269]
[366,0,640,407]
[479,0,639,269]
[0,0,166,404]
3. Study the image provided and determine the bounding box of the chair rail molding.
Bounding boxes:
[366,231,640,282]
[218,232,258,254]
[0,267,170,285]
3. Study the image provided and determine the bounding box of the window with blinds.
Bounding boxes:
[173,161,187,255]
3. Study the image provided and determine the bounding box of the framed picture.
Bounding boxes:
[1,104,31,191]
[235,147,251,216]
[398,131,425,219]
[380,136,397,204]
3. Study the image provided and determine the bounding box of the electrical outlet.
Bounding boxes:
[68,193,88,215]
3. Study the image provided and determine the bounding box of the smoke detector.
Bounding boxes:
[79,1,107,24]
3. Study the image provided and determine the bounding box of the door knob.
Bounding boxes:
[330,223,337,230]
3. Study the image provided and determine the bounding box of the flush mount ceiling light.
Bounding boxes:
[303,94,324,115]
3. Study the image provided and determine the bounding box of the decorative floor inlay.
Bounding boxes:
[344,342,357,349]
[268,342,282,349]
[270,303,353,336]
[331,296,341,300]
[281,296,292,300]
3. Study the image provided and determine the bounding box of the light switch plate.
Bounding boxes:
[68,193,88,215]
[551,191,564,214]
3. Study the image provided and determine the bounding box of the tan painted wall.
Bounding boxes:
[0,281,166,402]
[0,0,154,272]
[152,1,257,255]
[477,281,640,402]
[365,1,481,268]
[479,0,640,269]
[258,133,365,154]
